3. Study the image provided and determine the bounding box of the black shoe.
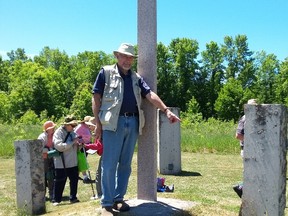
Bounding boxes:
[233,184,243,198]
[113,201,130,212]
[83,177,95,184]
[165,184,174,192]
[102,206,114,216]
[70,198,80,204]
[78,176,83,181]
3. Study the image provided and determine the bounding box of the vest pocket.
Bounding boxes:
[99,110,112,125]
[139,109,145,129]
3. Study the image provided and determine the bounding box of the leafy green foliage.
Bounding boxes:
[18,110,40,124]
[0,35,287,123]
[181,97,202,127]
[70,82,93,119]
[215,78,244,121]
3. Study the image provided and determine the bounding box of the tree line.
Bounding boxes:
[0,34,287,124]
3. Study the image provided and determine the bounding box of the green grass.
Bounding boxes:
[0,123,41,157]
[1,152,244,216]
[181,119,239,154]
[1,152,288,215]
[0,119,239,157]
[1,121,286,215]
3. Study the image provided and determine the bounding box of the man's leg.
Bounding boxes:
[101,117,126,207]
[114,116,138,202]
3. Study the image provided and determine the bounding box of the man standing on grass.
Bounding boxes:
[92,43,180,216]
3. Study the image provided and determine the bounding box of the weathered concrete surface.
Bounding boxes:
[242,104,287,216]
[14,139,46,215]
[157,107,181,175]
[96,198,197,215]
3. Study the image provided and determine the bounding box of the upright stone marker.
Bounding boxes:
[14,140,46,215]
[157,107,181,175]
[242,104,287,216]
[137,0,157,200]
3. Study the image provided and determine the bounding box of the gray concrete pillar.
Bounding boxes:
[14,140,46,215]
[157,107,181,175]
[137,0,157,201]
[242,104,287,216]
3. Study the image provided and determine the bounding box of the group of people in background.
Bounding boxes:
[38,115,103,206]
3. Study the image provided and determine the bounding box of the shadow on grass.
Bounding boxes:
[175,170,202,177]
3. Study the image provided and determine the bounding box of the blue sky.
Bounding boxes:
[0,0,287,61]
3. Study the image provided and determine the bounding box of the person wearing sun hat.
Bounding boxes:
[92,42,180,215]
[74,116,95,184]
[38,120,57,201]
[113,42,138,57]
[51,115,81,206]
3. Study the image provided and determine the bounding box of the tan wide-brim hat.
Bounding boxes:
[62,115,78,126]
[113,43,137,57]
[78,115,91,123]
[85,117,96,127]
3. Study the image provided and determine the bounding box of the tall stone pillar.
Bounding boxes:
[137,0,157,201]
[14,140,46,215]
[242,104,287,215]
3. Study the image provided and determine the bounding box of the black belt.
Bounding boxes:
[120,112,139,117]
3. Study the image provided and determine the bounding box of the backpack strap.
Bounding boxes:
[60,132,70,170]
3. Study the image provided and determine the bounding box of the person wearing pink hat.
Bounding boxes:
[38,120,57,201]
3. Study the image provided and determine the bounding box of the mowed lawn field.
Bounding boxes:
[2,152,287,216]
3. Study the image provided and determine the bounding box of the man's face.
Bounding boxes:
[116,53,134,73]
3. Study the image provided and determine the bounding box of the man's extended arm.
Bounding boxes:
[145,91,181,123]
